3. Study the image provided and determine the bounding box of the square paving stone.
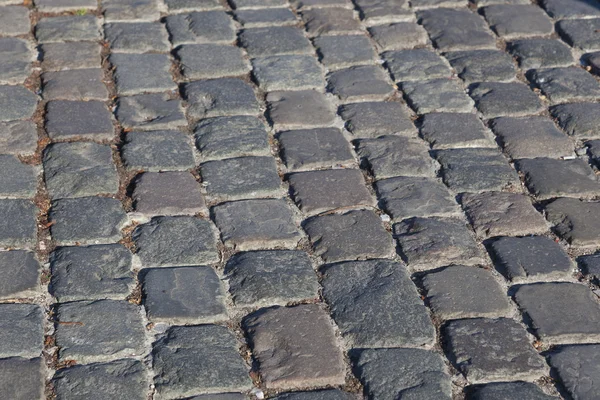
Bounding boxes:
[184,78,259,120]
[490,116,574,159]
[444,318,547,383]
[42,68,108,101]
[244,304,345,389]
[411,0,466,7]
[50,244,134,302]
[239,27,313,57]
[375,176,460,220]
[368,22,429,51]
[352,348,452,400]
[187,394,248,400]
[121,130,195,172]
[402,79,474,114]
[339,101,416,138]
[35,15,101,43]
[278,128,355,171]
[540,0,600,19]
[488,236,572,282]
[291,0,349,8]
[201,156,282,202]
[273,391,357,400]
[301,8,361,37]
[288,169,374,215]
[53,359,148,400]
[0,120,36,156]
[549,345,600,400]
[551,102,600,138]
[132,172,206,216]
[43,142,118,199]
[422,266,511,320]
[461,192,548,238]
[153,325,252,398]
[49,197,127,245]
[102,0,160,22]
[383,48,452,82]
[322,259,435,348]
[394,217,485,271]
[465,382,559,400]
[231,0,287,8]
[45,100,113,140]
[0,304,43,358]
[194,116,269,160]
[40,42,102,71]
[166,11,235,46]
[35,0,97,11]
[213,199,302,250]
[314,35,377,69]
[435,148,520,192]
[528,67,600,103]
[354,0,414,25]
[469,82,543,118]
[110,54,176,95]
[55,300,146,363]
[0,85,37,122]
[267,90,336,130]
[253,55,324,91]
[178,44,249,80]
[516,158,600,200]
[0,155,36,198]
[116,93,186,131]
[445,50,516,83]
[304,210,394,262]
[508,39,574,70]
[482,5,553,40]
[0,199,37,248]
[417,8,496,51]
[143,266,227,324]
[588,139,600,167]
[355,135,437,179]
[0,38,33,85]
[105,22,170,53]
[327,65,393,102]
[0,358,44,400]
[419,112,495,149]
[235,8,297,28]
[133,216,219,267]
[545,198,600,246]
[557,18,600,52]
[514,282,600,343]
[0,250,39,298]
[0,6,29,36]
[225,250,319,307]
[578,253,600,282]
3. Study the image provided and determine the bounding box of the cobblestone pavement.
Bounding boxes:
[3,0,600,399]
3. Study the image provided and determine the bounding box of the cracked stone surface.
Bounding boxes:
[545,198,600,247]
[340,101,416,137]
[384,48,452,82]
[116,93,187,131]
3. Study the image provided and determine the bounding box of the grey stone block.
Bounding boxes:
[43,142,119,199]
[0,85,37,122]
[508,39,574,70]
[110,54,176,95]
[132,172,206,216]
[549,344,600,400]
[578,253,600,281]
[244,305,345,389]
[0,120,37,156]
[0,38,33,85]
[584,51,600,75]
[273,390,357,400]
[231,0,287,8]
[267,90,336,130]
[121,130,195,172]
[0,304,43,358]
[35,15,101,43]
[165,0,223,11]
[469,82,543,118]
[0,250,39,298]
[184,78,259,120]
[45,100,114,140]
[177,44,249,80]
[301,7,361,37]
[322,259,435,347]
[327,65,393,102]
[194,116,269,160]
[0,358,44,400]
[50,244,134,302]
[253,55,324,91]
[105,22,170,53]
[545,198,600,246]
[213,199,302,250]
[55,300,146,363]
[339,101,415,137]
[133,216,219,267]
[383,48,452,82]
[369,22,428,51]
[0,155,36,198]
[278,128,355,171]
[225,250,318,307]
[482,5,553,40]
[116,93,186,131]
[235,8,297,27]
[529,67,600,103]
[314,35,377,69]
[466,382,559,400]
[239,27,313,57]
[420,112,494,149]
[102,0,160,22]
[36,0,97,11]
[557,18,600,52]
[541,0,600,19]
[446,50,516,83]
[412,0,465,7]
[402,79,474,114]
[551,102,600,138]
[166,11,235,46]
[0,6,29,36]
[189,394,247,400]
[354,0,413,25]
[0,199,37,248]
[588,139,600,167]
[40,42,102,71]
[42,68,108,101]
[291,0,349,8]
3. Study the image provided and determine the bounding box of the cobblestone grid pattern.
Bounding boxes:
[3,0,600,399]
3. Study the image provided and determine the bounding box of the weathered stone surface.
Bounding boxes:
[588,139,600,167]
[213,199,302,250]
[235,8,297,27]
[529,67,600,103]
[369,22,429,51]
[267,90,336,130]
[578,253,600,282]
[383,48,452,82]
[50,244,134,302]
[352,348,452,400]
[36,0,97,11]
[549,344,600,400]
[165,0,222,11]
[53,359,148,400]
[541,0,600,19]
[0,155,36,198]
[466,382,559,400]
[40,42,102,71]
[514,282,600,343]
[102,0,160,22]
[546,198,600,246]
[301,7,361,36]
[412,0,465,7]
[0,120,36,156]
[469,82,543,118]
[394,217,485,270]
[585,51,600,75]
[402,79,474,114]
[132,172,206,216]
[184,78,259,120]
[278,128,355,171]
[0,38,33,85]
[153,325,252,398]
[189,394,247,400]
[110,54,176,95]
[245,305,345,389]
[446,50,516,83]
[291,0,349,8]
[232,0,287,8]
[49,197,127,245]
[42,68,108,101]
[239,27,312,56]
[166,11,235,46]
[420,113,494,149]
[304,210,394,262]
[0,358,44,400]
[0,85,37,122]
[557,18,600,52]
[0,6,29,36]
[482,5,553,40]
[327,65,393,102]
[0,199,37,248]
[133,216,219,267]
[273,390,357,400]
[194,116,269,160]
[0,251,39,298]
[45,100,114,140]
[0,304,43,358]
[55,300,145,363]
[252,55,324,91]
[178,44,249,80]
[340,101,415,137]
[314,35,377,69]
[322,259,435,348]
[35,15,101,43]
[105,22,170,53]
[444,318,547,383]
[116,93,186,131]
[551,102,600,138]
[225,250,318,307]
[354,0,413,25]
[121,130,195,172]
[508,38,574,70]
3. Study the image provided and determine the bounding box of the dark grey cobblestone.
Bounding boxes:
[42,68,108,101]
[354,0,413,25]
[0,199,37,248]
[0,85,37,122]
[301,7,361,37]
[383,48,452,82]
[0,6,29,36]
[0,303,43,358]
[540,0,600,19]
[482,4,553,40]
[232,0,287,9]
[235,8,297,27]
[105,22,170,53]
[340,101,416,137]
[327,65,393,102]
[185,78,259,120]
[0,250,39,299]
[278,128,355,171]
[253,55,324,91]
[239,26,313,57]
[45,100,114,140]
[167,12,236,46]
[121,130,195,172]
[578,253,600,282]
[132,172,206,216]
[545,198,600,247]
[314,35,377,69]
[0,120,37,156]
[445,50,516,83]
[35,15,101,43]
[466,382,559,400]
[508,38,575,70]
[368,22,429,51]
[469,82,543,118]
[40,42,102,71]
[102,0,160,22]
[549,344,600,400]
[0,358,44,400]
[110,53,176,95]
[116,93,187,131]
[0,155,37,198]
[273,390,357,400]
[528,67,600,103]
[551,102,600,139]
[178,44,249,80]
[267,90,337,130]
[557,18,600,52]
[419,112,495,149]
[402,78,474,114]
[0,38,33,85]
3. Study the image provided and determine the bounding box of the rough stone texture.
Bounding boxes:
[41,42,102,71]
[50,244,134,302]
[444,318,547,383]
[368,22,429,51]
[235,8,297,28]
[244,305,345,389]
[420,113,494,149]
[36,0,96,11]
[53,359,148,400]
[35,15,101,43]
[411,0,465,7]
[0,6,29,36]
[43,142,119,199]
[45,100,114,140]
[383,49,452,82]
[301,7,361,36]
[0,304,43,358]
[0,85,37,122]
[314,35,377,69]
[166,11,236,46]
[446,50,516,83]
[42,68,108,101]
[327,65,393,102]
[278,128,355,171]
[402,78,474,114]
[110,54,176,95]
[153,325,252,398]
[469,82,543,118]
[304,210,394,263]
[394,217,485,271]
[541,0,600,19]
[164,0,222,12]
[0,121,37,156]
[189,395,247,400]
[121,130,195,172]
[239,27,313,57]
[0,199,37,248]
[105,22,170,53]
[588,140,600,167]
[55,300,145,363]
[354,0,413,25]
[546,198,600,247]
[267,90,336,130]
[49,197,127,246]
[529,67,600,103]
[116,93,187,131]
[0,155,36,198]
[213,199,302,250]
[0,38,33,85]
[132,172,206,216]
[133,216,219,267]
[201,156,282,201]
[225,250,319,307]
[584,51,600,75]
[0,250,39,299]
[557,19,600,52]
[579,254,600,282]
[273,391,357,400]
[352,348,452,400]
[339,101,416,137]
[516,158,600,200]
[482,5,553,40]
[422,266,511,320]
[322,259,435,348]
[102,0,160,22]
[508,38,575,70]
[143,266,227,324]
[178,44,249,80]
[232,0,287,8]
[194,116,269,160]
[551,102,600,138]
[291,0,349,9]
[184,78,259,120]
[549,344,600,400]
[288,169,374,215]
[465,382,559,400]
[0,358,44,400]
[252,55,324,91]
